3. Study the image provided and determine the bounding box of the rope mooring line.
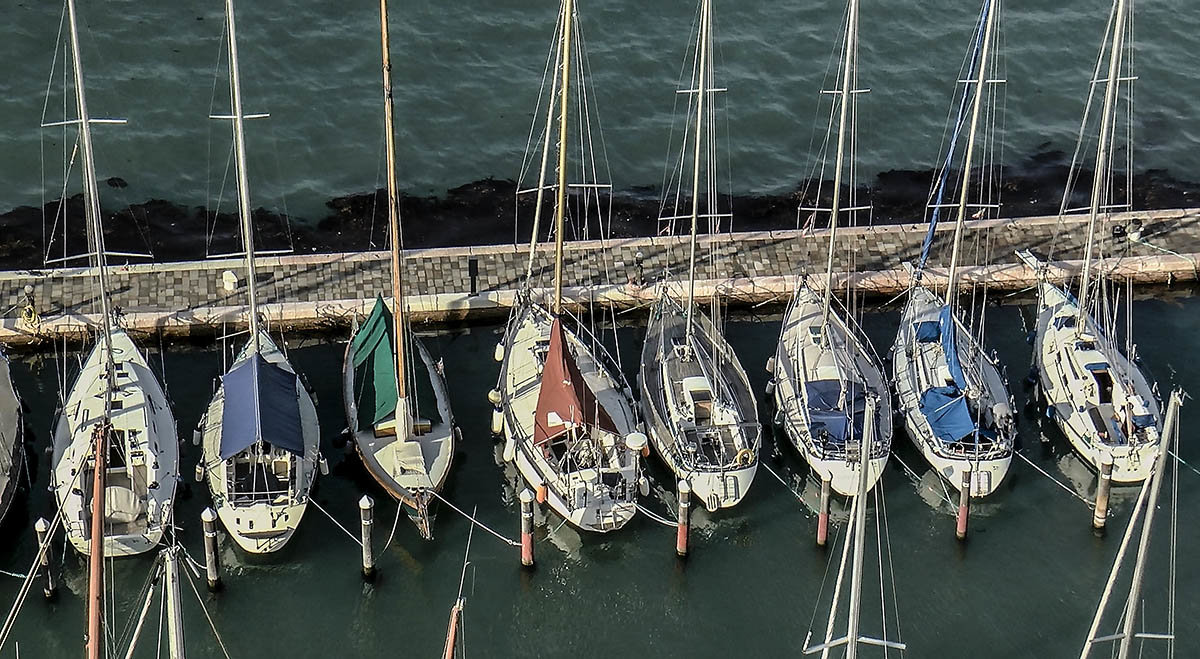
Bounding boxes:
[635,503,677,528]
[309,498,364,549]
[428,489,519,547]
[1014,450,1094,507]
[760,461,806,504]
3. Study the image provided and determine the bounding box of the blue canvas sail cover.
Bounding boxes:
[919,386,976,444]
[219,352,303,460]
[939,305,967,390]
[806,380,866,444]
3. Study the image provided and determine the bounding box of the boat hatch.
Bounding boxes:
[1052,315,1077,330]
[1088,366,1114,404]
[682,377,713,422]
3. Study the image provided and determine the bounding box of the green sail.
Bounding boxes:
[351,296,398,426]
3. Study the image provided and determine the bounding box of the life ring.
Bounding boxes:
[734,448,755,467]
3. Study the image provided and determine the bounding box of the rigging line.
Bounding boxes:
[758,460,804,503]
[891,452,954,507]
[879,480,904,651]
[309,498,363,548]
[1013,450,1093,506]
[427,489,519,547]
[180,560,234,659]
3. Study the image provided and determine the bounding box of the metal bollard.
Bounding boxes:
[956,466,972,541]
[519,489,535,568]
[34,518,56,600]
[360,495,376,582]
[676,481,691,558]
[817,473,831,547]
[201,508,223,591]
[1093,454,1114,530]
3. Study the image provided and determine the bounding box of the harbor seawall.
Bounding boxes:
[1,207,1196,346]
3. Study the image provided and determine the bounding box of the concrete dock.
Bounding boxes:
[1,207,1197,345]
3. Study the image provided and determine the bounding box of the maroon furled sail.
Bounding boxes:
[533,318,617,445]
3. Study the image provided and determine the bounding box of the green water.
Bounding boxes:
[0,293,1197,657]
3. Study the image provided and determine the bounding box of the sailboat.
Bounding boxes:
[491,0,645,533]
[802,395,906,657]
[341,0,457,541]
[49,0,179,559]
[639,0,759,513]
[769,0,893,497]
[1019,0,1160,483]
[890,0,1015,497]
[0,350,24,525]
[1080,390,1182,657]
[196,0,322,554]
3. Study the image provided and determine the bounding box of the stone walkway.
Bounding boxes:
[1,207,1197,342]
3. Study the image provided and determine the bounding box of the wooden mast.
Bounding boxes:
[65,0,115,655]
[683,0,712,345]
[1076,0,1129,325]
[551,0,574,316]
[379,0,408,403]
[225,0,261,355]
[818,0,859,343]
[944,0,998,307]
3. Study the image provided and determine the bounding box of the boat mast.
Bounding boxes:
[1115,393,1179,658]
[551,0,574,316]
[683,0,713,345]
[164,547,186,659]
[225,0,261,354]
[844,395,875,659]
[66,1,114,655]
[944,0,998,307]
[818,0,859,343]
[379,0,408,402]
[1077,0,1128,325]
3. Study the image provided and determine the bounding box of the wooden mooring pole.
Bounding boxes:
[34,518,56,600]
[359,495,376,582]
[519,489,535,568]
[816,472,832,547]
[676,481,691,558]
[956,466,973,541]
[201,507,223,591]
[1093,454,1114,531]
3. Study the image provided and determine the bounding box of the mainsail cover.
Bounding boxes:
[533,318,617,445]
[350,296,399,425]
[220,353,304,459]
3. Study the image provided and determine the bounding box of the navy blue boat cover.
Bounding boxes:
[919,386,976,444]
[220,352,304,459]
[806,380,865,444]
[939,305,967,390]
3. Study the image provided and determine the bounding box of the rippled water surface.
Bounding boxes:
[1,1,1199,657]
[2,0,1199,222]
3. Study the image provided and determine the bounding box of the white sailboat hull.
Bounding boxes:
[892,286,1015,497]
[52,329,179,557]
[1031,282,1161,483]
[639,294,759,512]
[342,328,456,535]
[0,351,24,526]
[497,299,641,533]
[200,331,320,554]
[772,288,893,497]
